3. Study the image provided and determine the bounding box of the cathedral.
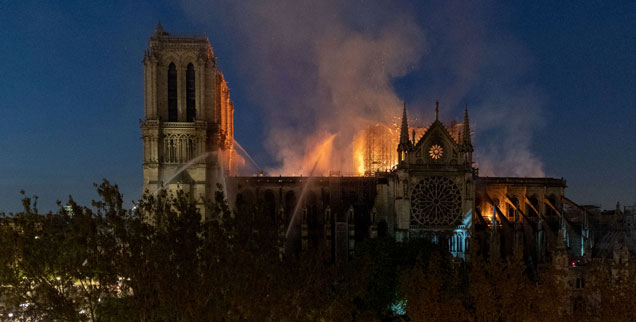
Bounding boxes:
[140,24,235,215]
[140,26,627,269]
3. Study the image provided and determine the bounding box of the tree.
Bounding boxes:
[3,182,636,321]
[401,250,470,322]
[0,181,352,321]
[582,260,636,321]
[0,190,119,321]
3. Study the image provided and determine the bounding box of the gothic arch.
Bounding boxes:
[235,193,244,207]
[508,196,520,220]
[179,54,199,68]
[528,196,540,217]
[284,190,296,226]
[236,189,255,209]
[159,53,179,67]
[306,191,319,223]
[263,189,277,224]
[306,191,321,248]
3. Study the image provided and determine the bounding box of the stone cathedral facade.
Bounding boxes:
[140,24,235,217]
[141,27,588,265]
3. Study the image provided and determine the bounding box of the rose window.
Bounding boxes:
[429,144,443,160]
[410,176,463,227]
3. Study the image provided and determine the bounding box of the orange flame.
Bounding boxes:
[353,134,366,175]
[301,133,336,176]
[352,123,399,176]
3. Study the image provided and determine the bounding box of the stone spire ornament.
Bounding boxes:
[398,101,411,158]
[462,105,473,152]
[435,100,439,121]
[399,102,409,145]
[153,22,168,36]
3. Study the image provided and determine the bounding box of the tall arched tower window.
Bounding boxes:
[186,63,196,122]
[168,62,178,122]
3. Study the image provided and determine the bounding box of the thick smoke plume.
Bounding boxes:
[181,0,545,177]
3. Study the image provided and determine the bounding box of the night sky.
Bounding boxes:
[0,1,634,212]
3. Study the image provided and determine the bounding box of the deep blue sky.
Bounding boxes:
[0,1,634,212]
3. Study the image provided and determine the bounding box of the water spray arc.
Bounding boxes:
[285,157,321,239]
[233,140,262,174]
[216,150,230,201]
[152,152,210,196]
[282,133,337,239]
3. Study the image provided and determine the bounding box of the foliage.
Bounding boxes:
[0,182,352,321]
[0,191,117,321]
[1,182,635,321]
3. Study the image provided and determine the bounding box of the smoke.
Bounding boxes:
[471,89,546,177]
[180,0,545,177]
[402,1,546,177]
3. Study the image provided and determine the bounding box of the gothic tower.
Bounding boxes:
[140,24,235,217]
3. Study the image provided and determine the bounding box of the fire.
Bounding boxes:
[353,140,365,175]
[300,133,336,176]
[268,112,469,177]
[352,123,400,176]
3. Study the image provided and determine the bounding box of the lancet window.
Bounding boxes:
[168,63,178,122]
[186,63,196,122]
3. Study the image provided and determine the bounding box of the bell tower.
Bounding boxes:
[140,24,235,217]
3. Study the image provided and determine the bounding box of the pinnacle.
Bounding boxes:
[435,100,439,121]
[399,102,410,147]
[462,104,473,151]
[154,22,168,36]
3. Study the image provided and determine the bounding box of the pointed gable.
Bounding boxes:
[409,119,461,165]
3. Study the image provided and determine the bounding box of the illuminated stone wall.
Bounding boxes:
[140,25,235,219]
